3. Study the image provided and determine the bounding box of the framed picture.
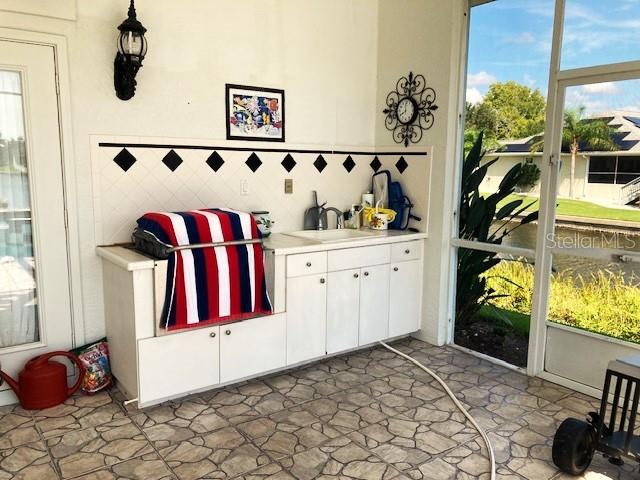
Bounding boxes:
[226,84,285,142]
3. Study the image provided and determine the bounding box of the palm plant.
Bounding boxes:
[531,107,616,198]
[456,132,539,327]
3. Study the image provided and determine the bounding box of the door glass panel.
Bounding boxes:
[547,78,640,345]
[556,80,640,246]
[549,252,640,343]
[0,70,39,348]
[562,0,640,70]
[463,0,552,251]
[455,247,533,368]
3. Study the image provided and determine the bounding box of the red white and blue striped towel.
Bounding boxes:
[136,208,272,331]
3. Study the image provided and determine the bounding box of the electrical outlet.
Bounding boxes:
[284,178,293,194]
[240,179,249,195]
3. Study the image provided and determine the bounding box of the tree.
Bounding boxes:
[466,81,546,141]
[531,107,616,198]
[563,108,617,198]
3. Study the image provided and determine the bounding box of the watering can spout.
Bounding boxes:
[0,370,20,399]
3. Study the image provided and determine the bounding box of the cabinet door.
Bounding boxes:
[138,326,220,406]
[389,260,422,337]
[220,314,286,383]
[286,274,327,365]
[326,269,360,354]
[359,264,390,345]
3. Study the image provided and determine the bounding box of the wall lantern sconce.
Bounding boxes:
[114,0,148,100]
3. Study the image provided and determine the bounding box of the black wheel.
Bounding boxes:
[552,418,596,475]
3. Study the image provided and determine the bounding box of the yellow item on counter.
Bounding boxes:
[362,207,396,223]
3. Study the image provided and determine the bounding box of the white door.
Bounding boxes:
[0,41,72,398]
[359,264,390,345]
[286,274,327,365]
[326,268,360,354]
[389,260,421,337]
[220,314,286,383]
[138,326,220,406]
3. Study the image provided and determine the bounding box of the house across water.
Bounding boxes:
[481,110,640,206]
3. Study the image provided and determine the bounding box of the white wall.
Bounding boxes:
[2,0,464,346]
[376,0,465,345]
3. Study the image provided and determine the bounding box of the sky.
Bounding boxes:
[466,0,640,115]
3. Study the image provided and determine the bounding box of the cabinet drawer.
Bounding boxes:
[287,252,327,277]
[220,313,286,383]
[328,244,390,271]
[391,241,422,263]
[138,326,220,406]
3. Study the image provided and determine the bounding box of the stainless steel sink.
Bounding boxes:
[284,229,379,243]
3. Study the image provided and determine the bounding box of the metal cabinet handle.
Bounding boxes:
[405,249,410,254]
[306,262,312,267]
[210,332,216,338]
[353,273,359,278]
[225,329,231,335]
[363,271,369,277]
[393,267,399,272]
[320,278,326,284]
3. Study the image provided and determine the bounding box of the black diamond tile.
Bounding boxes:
[370,156,382,173]
[395,156,408,174]
[162,149,183,172]
[343,155,356,173]
[281,153,296,172]
[314,155,327,173]
[246,152,262,172]
[113,148,136,172]
[206,151,225,172]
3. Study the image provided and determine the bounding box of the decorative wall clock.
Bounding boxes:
[382,72,438,147]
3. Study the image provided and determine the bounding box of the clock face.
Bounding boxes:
[397,97,417,125]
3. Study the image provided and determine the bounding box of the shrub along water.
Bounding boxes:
[485,260,640,343]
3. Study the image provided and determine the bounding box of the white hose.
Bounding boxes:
[379,341,496,480]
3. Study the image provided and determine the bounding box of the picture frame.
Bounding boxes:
[225,84,285,142]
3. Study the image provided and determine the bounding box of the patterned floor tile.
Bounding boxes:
[348,416,472,474]
[0,441,58,480]
[233,462,295,480]
[300,393,384,435]
[279,436,406,480]
[197,389,263,425]
[4,339,638,480]
[46,420,153,478]
[237,405,341,460]
[0,404,39,450]
[70,453,174,479]
[262,371,345,405]
[132,399,229,448]
[33,391,127,439]
[158,425,270,479]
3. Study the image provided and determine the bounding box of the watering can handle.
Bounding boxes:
[34,351,86,396]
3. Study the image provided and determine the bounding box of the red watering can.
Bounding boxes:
[0,351,85,410]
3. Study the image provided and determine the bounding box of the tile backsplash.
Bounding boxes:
[91,136,432,245]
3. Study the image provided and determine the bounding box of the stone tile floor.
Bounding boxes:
[1,338,638,479]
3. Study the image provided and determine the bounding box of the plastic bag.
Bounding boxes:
[71,338,113,394]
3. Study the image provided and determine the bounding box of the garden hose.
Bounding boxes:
[379,341,496,480]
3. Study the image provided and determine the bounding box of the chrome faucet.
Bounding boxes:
[324,207,344,229]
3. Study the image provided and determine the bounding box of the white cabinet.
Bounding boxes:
[220,314,286,383]
[358,264,390,345]
[326,268,360,354]
[389,260,422,337]
[138,326,220,405]
[286,273,327,365]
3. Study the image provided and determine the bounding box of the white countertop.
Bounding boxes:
[263,230,428,255]
[96,229,428,270]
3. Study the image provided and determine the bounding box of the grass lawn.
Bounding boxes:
[490,193,640,223]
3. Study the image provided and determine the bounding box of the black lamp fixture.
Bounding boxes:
[114,0,147,100]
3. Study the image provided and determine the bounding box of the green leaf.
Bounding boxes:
[495,200,523,220]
